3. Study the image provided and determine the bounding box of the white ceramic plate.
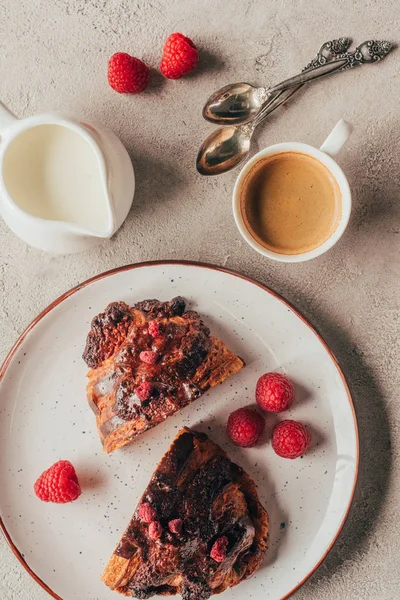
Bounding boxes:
[0,262,358,600]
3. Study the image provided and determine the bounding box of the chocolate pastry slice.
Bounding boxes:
[83,297,244,453]
[102,428,268,599]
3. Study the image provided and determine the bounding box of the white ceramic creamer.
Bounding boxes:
[0,103,135,253]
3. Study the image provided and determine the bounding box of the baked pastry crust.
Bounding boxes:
[102,428,269,599]
[83,298,244,453]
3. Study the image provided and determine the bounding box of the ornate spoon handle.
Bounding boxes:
[252,38,351,126]
[253,39,392,124]
[303,38,352,70]
[268,40,392,94]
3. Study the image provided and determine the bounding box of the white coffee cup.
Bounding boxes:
[232,119,353,263]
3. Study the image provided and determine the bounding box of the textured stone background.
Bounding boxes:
[0,0,399,598]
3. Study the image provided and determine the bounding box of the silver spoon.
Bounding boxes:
[202,37,350,125]
[197,40,393,176]
[203,39,392,125]
[196,38,351,176]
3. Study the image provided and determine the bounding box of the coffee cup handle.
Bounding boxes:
[319,119,353,158]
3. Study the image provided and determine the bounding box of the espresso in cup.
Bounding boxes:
[240,152,342,255]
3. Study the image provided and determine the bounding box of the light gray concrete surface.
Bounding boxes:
[0,1,399,598]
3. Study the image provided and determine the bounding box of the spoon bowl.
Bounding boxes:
[196,125,251,175]
[202,82,265,125]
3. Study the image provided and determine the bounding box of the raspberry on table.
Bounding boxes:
[108,52,150,94]
[139,350,159,365]
[148,521,163,540]
[227,407,265,448]
[160,33,199,79]
[34,460,81,504]
[256,372,295,413]
[168,518,183,534]
[148,320,161,337]
[135,381,154,401]
[210,536,228,562]
[138,502,157,523]
[272,420,311,459]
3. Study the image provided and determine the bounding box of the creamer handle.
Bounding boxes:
[0,102,17,133]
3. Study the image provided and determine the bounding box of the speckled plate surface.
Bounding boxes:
[0,261,358,600]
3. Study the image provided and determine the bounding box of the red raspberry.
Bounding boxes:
[34,460,81,504]
[272,420,311,459]
[148,521,163,540]
[108,52,150,94]
[135,381,153,401]
[210,536,228,562]
[139,350,159,364]
[160,33,199,79]
[227,407,265,448]
[256,373,295,413]
[168,518,183,534]
[148,320,161,337]
[138,502,156,523]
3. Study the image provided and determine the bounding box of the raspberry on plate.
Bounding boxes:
[135,381,153,401]
[272,420,311,459]
[108,52,150,94]
[160,33,199,79]
[34,460,81,503]
[148,320,161,337]
[210,536,228,562]
[227,407,265,447]
[138,502,157,523]
[139,350,159,364]
[256,372,295,413]
[148,521,163,540]
[168,518,183,534]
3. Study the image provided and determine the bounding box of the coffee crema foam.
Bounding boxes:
[240,152,342,255]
